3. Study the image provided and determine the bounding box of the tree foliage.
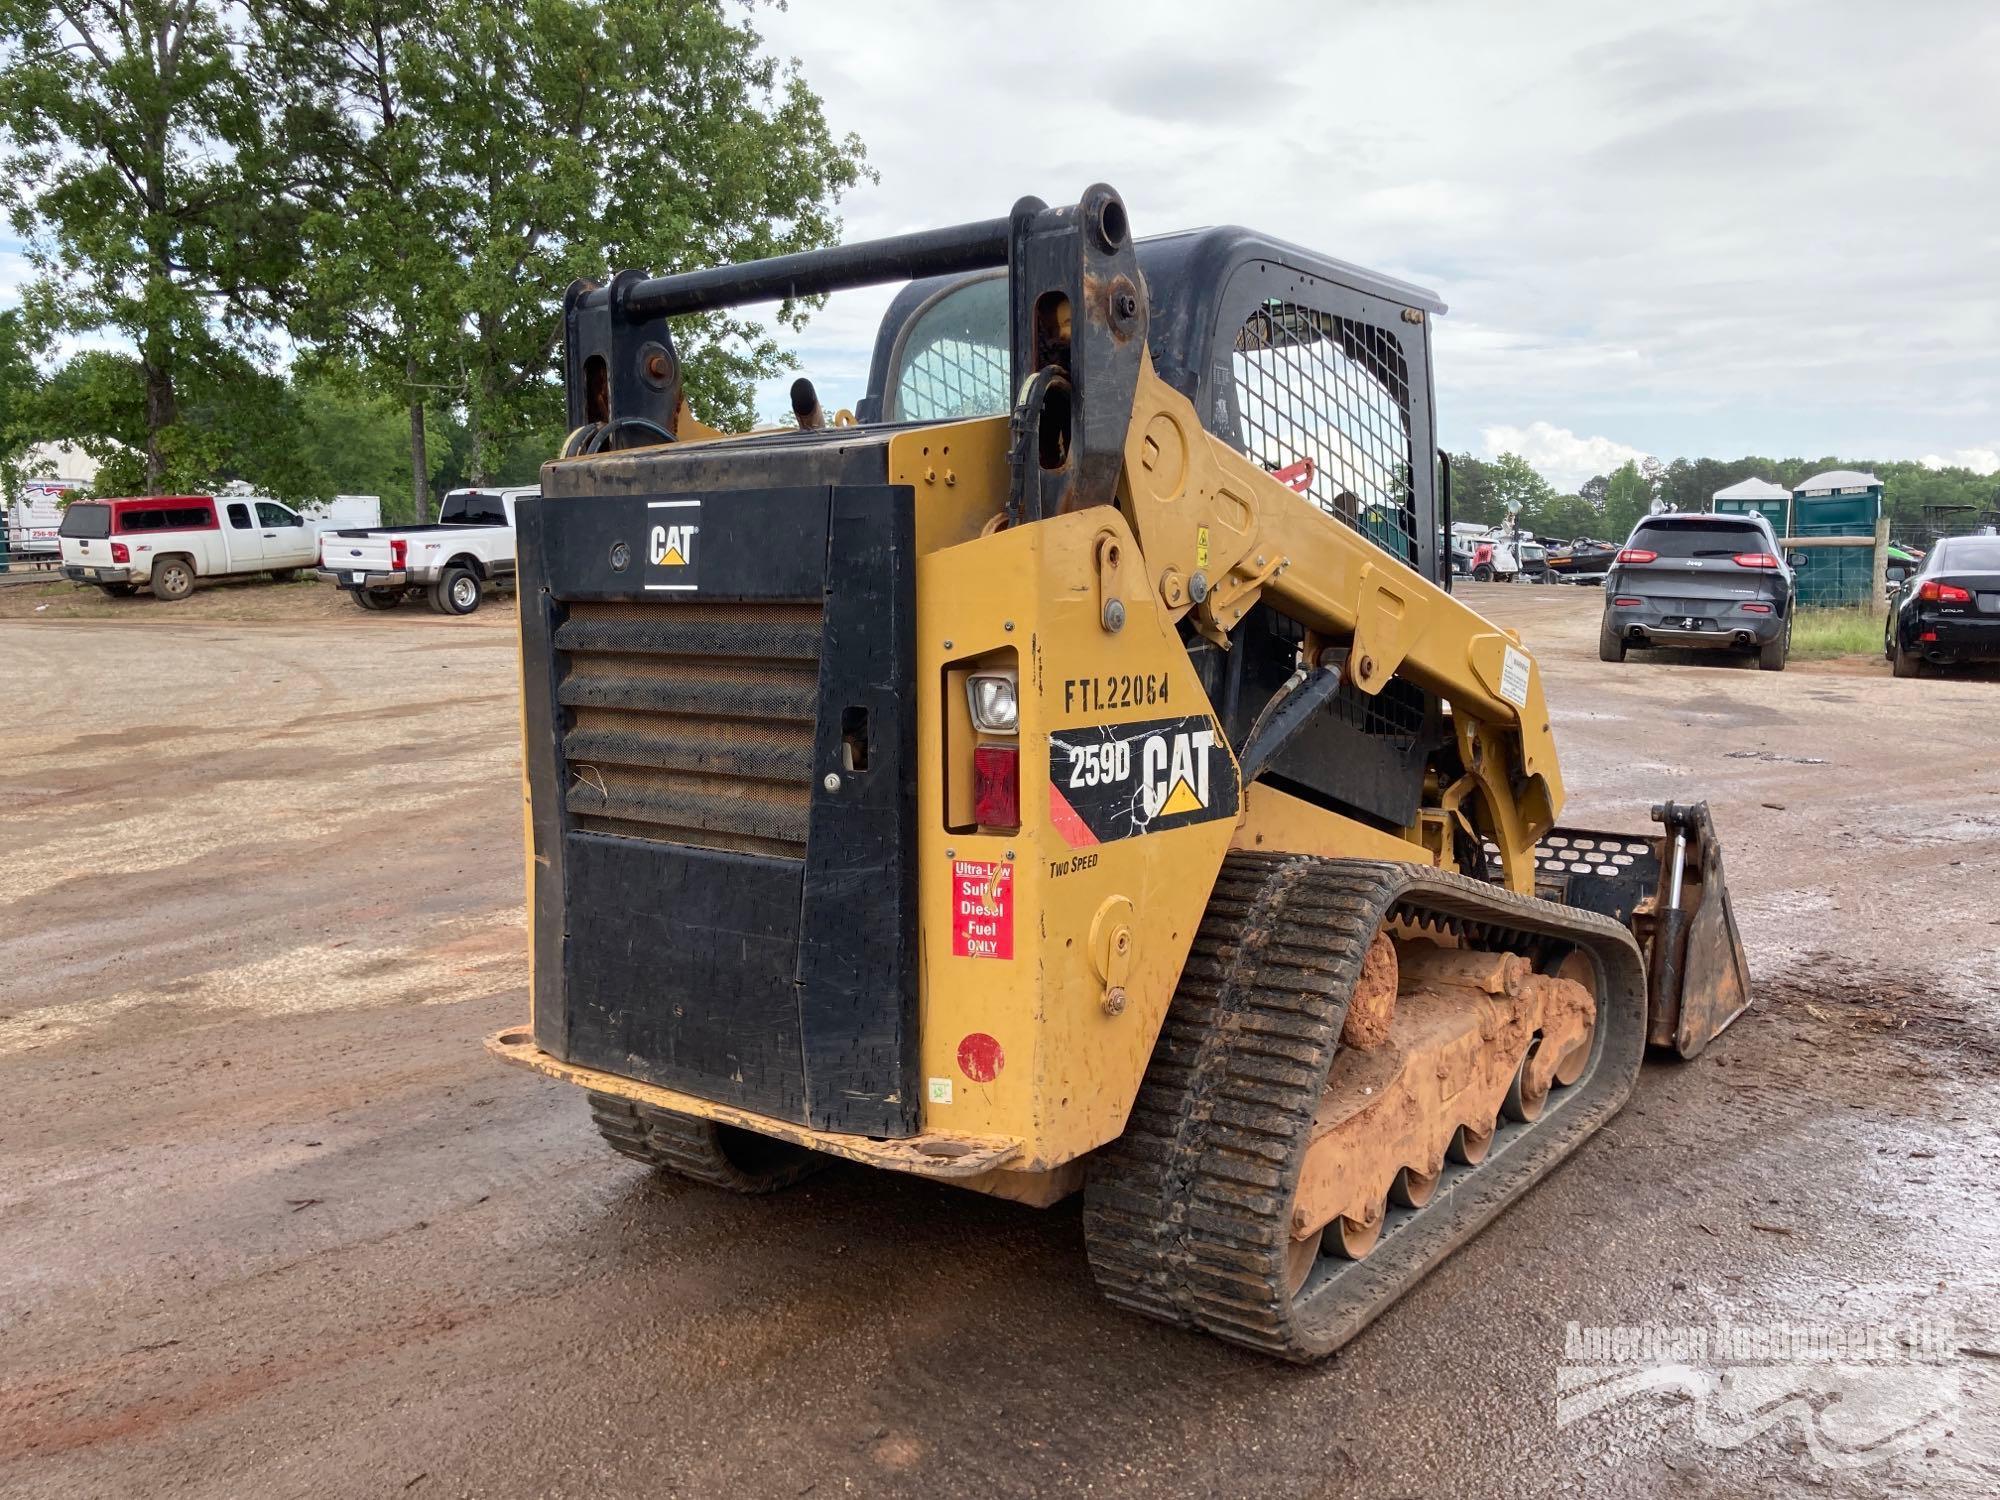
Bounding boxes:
[0,308,37,489]
[1,0,866,504]
[0,0,293,488]
[257,0,870,515]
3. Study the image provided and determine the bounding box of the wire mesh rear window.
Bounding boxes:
[1232,302,1416,562]
[888,275,1009,422]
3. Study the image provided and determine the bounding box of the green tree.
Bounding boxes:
[0,0,294,488]
[1486,452,1556,517]
[1446,451,1500,527]
[1602,458,1655,541]
[262,0,869,515]
[22,347,324,500]
[0,308,38,494]
[1522,492,1600,541]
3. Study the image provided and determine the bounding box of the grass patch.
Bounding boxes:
[1790,607,1882,660]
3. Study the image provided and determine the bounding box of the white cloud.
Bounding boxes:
[1479,422,1647,490]
[9,1,2000,475]
[1921,449,2000,475]
[756,0,2000,466]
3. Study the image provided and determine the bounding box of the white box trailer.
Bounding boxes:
[300,494,383,531]
[6,443,103,559]
[6,479,77,559]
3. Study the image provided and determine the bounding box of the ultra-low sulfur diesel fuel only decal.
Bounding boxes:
[1047,714,1239,848]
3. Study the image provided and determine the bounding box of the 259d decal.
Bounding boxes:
[1047,714,1239,848]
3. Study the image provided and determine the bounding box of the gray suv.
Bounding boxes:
[1599,512,1794,671]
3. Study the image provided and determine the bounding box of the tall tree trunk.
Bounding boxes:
[406,358,429,525]
[141,340,176,492]
[465,391,486,486]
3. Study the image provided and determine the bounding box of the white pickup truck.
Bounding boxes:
[59,493,329,599]
[316,486,534,615]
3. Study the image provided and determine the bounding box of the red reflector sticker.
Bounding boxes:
[957,1032,1005,1083]
[951,859,1013,960]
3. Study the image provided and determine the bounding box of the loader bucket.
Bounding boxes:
[1498,799,1752,1059]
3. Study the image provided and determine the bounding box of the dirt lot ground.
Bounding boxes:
[3,580,1997,1498]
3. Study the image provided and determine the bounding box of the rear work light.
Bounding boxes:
[966,672,1019,733]
[972,744,1019,829]
[1739,602,1773,614]
[1918,581,1971,603]
[1732,552,1780,569]
[1612,596,1643,607]
[1615,548,1657,565]
[110,542,130,563]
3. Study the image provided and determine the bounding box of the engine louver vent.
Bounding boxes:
[553,600,822,857]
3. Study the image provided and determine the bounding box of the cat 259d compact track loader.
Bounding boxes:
[488,186,1752,1361]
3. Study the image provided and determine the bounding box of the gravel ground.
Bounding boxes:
[2,581,1996,1498]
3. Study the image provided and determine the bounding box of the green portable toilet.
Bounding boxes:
[1789,470,1883,606]
[1711,476,1791,531]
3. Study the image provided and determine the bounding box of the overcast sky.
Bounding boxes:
[4,0,1995,488]
[744,0,2000,485]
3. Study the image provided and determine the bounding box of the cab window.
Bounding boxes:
[255,501,298,528]
[440,490,508,525]
[1230,299,1416,564]
[228,503,253,529]
[886,275,1009,423]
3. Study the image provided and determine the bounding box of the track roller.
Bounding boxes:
[1082,854,1647,1362]
[587,1092,823,1194]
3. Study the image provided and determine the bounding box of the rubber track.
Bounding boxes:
[1082,853,1648,1362]
[586,1092,822,1194]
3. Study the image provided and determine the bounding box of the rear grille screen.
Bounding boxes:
[554,600,822,858]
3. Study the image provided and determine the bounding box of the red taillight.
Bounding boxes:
[1612,596,1643,607]
[972,744,1019,829]
[1740,602,1773,614]
[390,538,408,570]
[1920,630,1938,643]
[1615,548,1657,564]
[111,542,130,563]
[1918,581,1971,603]
[1732,552,1780,569]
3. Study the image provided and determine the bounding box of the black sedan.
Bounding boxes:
[1599,512,1795,671]
[1885,535,2000,677]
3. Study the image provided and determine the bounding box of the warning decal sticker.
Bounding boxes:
[951,860,1013,959]
[1047,714,1239,848]
[1498,645,1532,708]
